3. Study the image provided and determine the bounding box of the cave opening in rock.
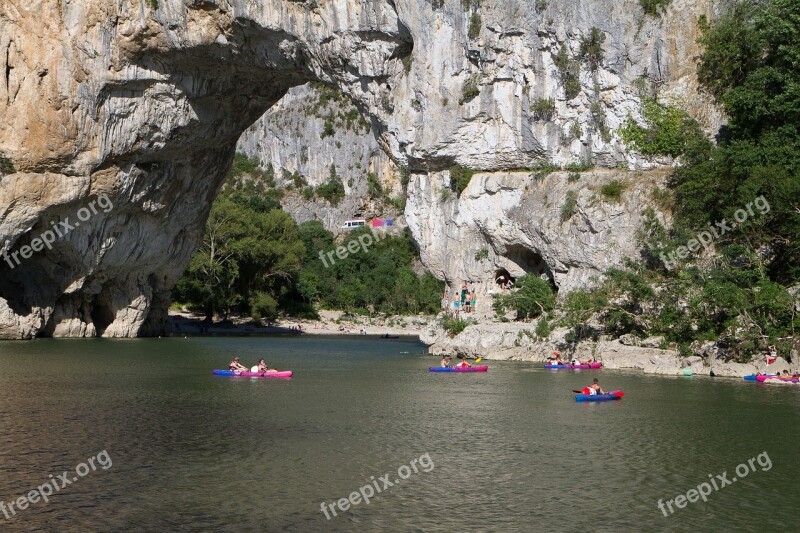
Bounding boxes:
[90,299,115,337]
[503,244,557,291]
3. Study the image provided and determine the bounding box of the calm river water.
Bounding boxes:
[0,336,797,531]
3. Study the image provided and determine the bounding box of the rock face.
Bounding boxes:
[237,83,402,232]
[0,0,719,338]
[407,168,671,302]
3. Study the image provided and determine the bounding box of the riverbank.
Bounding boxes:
[168,309,429,337]
[421,320,799,379]
[166,310,797,379]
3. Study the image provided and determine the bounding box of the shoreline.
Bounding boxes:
[167,309,427,338]
[61,310,786,380]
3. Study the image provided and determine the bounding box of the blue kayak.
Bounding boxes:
[743,374,775,381]
[575,390,624,402]
[429,365,488,373]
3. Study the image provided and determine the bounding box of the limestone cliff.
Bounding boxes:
[0,0,720,338]
[237,83,403,231]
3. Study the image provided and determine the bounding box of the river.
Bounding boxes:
[0,336,797,531]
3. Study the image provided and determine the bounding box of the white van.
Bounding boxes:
[340,219,366,229]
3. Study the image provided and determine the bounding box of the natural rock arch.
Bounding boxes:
[0,0,412,339]
[0,0,719,339]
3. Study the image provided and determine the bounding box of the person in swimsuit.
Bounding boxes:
[582,378,605,396]
[229,357,248,372]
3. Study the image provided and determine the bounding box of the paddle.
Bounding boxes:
[475,357,482,363]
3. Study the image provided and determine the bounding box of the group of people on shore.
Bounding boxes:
[229,357,278,373]
[442,282,478,317]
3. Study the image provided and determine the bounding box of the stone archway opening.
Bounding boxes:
[503,244,557,291]
[90,298,115,337]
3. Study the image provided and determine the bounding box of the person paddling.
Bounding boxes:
[456,356,472,368]
[440,355,452,368]
[229,357,248,372]
[582,378,605,396]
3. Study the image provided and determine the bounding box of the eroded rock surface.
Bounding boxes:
[1,0,719,338]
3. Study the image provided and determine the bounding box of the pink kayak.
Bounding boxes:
[213,369,293,378]
[756,375,798,384]
[545,362,603,369]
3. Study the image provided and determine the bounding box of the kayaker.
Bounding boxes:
[229,357,248,372]
[456,356,472,368]
[257,358,270,373]
[440,356,451,368]
[582,378,605,396]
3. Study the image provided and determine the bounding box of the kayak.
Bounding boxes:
[212,369,293,378]
[744,374,776,381]
[429,365,488,373]
[756,376,797,383]
[545,362,603,369]
[762,379,799,385]
[756,375,799,384]
[575,390,624,402]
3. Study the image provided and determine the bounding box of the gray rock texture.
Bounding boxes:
[0,0,721,338]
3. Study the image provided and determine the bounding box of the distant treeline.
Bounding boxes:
[172,155,442,322]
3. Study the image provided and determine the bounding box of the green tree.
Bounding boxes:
[493,275,556,320]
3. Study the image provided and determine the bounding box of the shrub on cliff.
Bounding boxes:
[553,45,581,100]
[530,97,556,121]
[468,13,482,40]
[619,98,705,158]
[0,155,15,175]
[640,0,671,16]
[579,27,606,70]
[449,164,475,196]
[442,316,471,336]
[315,165,345,205]
[460,74,482,104]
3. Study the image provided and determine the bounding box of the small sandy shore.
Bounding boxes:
[168,309,428,337]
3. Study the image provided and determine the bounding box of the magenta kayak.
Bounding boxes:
[545,362,603,369]
[213,369,293,378]
[756,375,797,382]
[756,375,798,384]
[429,365,488,373]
